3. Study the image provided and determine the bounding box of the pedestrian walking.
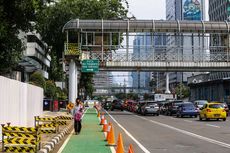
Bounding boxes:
[73,98,83,134]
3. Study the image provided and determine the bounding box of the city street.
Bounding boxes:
[105,110,230,153]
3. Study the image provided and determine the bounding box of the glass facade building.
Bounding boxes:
[166,0,206,88]
[209,0,230,21]
[132,33,166,93]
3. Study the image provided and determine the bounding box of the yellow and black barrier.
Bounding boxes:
[56,116,72,120]
[1,123,41,153]
[34,116,58,134]
[55,116,73,126]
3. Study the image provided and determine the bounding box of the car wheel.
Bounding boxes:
[205,115,209,121]
[180,115,183,118]
[176,114,179,118]
[223,118,226,121]
[156,113,159,116]
[121,109,123,111]
[199,115,202,121]
[194,115,197,118]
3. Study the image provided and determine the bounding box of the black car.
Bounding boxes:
[165,100,183,116]
[103,101,112,110]
[136,102,146,114]
[111,100,123,111]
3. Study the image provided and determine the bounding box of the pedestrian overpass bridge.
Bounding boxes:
[63,19,230,103]
[63,19,230,72]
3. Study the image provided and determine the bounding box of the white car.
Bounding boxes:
[194,100,208,109]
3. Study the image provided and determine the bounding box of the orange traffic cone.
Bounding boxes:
[106,123,112,141]
[107,125,116,146]
[103,120,108,132]
[100,114,104,120]
[128,144,134,153]
[100,117,106,125]
[116,133,124,153]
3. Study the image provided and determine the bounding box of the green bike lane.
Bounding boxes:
[61,108,111,153]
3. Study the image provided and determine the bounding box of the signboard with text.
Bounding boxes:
[81,59,99,73]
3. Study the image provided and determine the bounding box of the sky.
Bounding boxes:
[113,0,166,86]
[126,0,166,20]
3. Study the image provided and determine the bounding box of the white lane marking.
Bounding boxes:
[110,146,116,153]
[206,124,220,128]
[106,111,150,153]
[183,120,193,123]
[57,108,88,153]
[57,130,74,153]
[137,116,230,149]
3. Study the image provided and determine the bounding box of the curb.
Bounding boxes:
[38,122,73,153]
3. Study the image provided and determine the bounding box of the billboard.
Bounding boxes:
[183,0,202,20]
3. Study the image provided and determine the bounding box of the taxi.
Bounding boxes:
[199,102,226,121]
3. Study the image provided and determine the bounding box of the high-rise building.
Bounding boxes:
[132,33,166,93]
[132,33,151,93]
[93,72,111,95]
[209,0,230,21]
[16,31,51,82]
[166,0,206,88]
[208,0,230,85]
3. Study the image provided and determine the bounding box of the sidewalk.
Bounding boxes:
[61,108,111,153]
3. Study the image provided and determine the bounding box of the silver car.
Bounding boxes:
[141,102,160,116]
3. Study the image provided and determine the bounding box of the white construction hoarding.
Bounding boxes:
[0,76,43,140]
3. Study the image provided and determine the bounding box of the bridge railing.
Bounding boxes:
[82,50,229,63]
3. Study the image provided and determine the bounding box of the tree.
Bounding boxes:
[175,83,190,99]
[45,80,57,99]
[115,93,126,100]
[0,0,37,75]
[143,93,150,100]
[127,93,138,100]
[79,73,94,99]
[36,0,129,82]
[29,71,46,89]
[56,87,67,100]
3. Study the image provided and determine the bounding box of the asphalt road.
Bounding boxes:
[105,110,230,153]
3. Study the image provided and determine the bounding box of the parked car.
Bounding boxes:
[136,102,146,114]
[164,100,183,116]
[126,100,136,111]
[194,100,208,109]
[199,102,226,121]
[130,102,138,112]
[140,101,160,116]
[211,101,229,116]
[111,100,123,111]
[176,102,199,118]
[103,101,112,110]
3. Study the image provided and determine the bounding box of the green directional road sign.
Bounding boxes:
[81,59,99,72]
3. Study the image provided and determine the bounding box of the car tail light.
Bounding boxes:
[207,109,211,112]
